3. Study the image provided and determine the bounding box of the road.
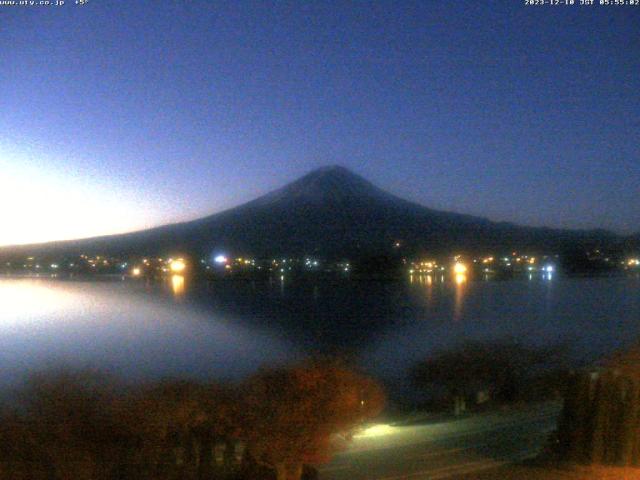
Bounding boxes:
[319,402,562,480]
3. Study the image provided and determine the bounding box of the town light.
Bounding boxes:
[544,265,554,273]
[453,262,467,275]
[214,255,228,264]
[132,267,141,277]
[170,259,186,273]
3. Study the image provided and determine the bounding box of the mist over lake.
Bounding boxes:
[2,274,638,390]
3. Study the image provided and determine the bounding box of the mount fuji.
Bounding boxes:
[0,166,627,259]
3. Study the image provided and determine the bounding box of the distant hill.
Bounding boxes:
[0,166,633,259]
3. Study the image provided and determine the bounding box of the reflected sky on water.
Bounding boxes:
[1,274,639,387]
[363,273,640,380]
[0,277,300,386]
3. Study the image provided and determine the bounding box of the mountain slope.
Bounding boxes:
[0,166,628,258]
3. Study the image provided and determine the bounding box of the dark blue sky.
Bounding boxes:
[1,1,638,245]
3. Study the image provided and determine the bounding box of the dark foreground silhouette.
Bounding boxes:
[0,361,384,480]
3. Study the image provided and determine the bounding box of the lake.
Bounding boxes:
[1,273,639,395]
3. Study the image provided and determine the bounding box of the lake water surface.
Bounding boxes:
[1,274,639,390]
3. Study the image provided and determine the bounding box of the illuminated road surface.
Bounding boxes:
[319,402,561,480]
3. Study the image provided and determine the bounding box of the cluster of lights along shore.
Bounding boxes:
[407,253,559,285]
[2,247,639,282]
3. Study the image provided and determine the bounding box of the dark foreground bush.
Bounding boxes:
[411,339,570,412]
[0,362,383,480]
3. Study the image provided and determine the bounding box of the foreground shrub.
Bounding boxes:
[0,362,384,480]
[411,339,569,412]
[240,360,385,480]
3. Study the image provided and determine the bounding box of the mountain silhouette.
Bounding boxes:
[0,166,629,259]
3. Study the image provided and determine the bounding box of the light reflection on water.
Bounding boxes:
[0,280,76,327]
[425,274,433,304]
[364,274,640,381]
[171,274,185,296]
[0,277,299,387]
[453,273,467,321]
[1,275,639,388]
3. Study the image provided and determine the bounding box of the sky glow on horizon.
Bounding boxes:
[1,1,639,246]
[0,156,155,246]
[0,144,193,246]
